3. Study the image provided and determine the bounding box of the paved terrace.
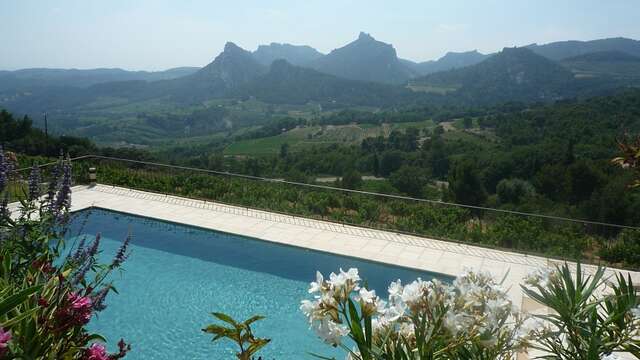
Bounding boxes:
[66,184,640,312]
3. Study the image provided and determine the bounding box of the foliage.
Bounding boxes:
[447,160,487,206]
[202,312,270,360]
[496,178,536,204]
[340,170,363,190]
[0,151,131,359]
[521,263,640,359]
[388,166,429,197]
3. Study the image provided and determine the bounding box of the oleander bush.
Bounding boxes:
[298,264,640,360]
[0,150,131,359]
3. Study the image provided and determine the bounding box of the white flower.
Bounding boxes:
[382,301,406,322]
[344,268,360,282]
[401,278,428,306]
[355,288,377,305]
[313,318,350,346]
[388,279,403,300]
[300,299,321,323]
[309,271,324,294]
[328,268,361,294]
[516,317,545,341]
[444,311,469,335]
[485,298,511,327]
[524,267,553,288]
[630,305,640,319]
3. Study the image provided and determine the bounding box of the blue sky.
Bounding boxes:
[1,0,639,71]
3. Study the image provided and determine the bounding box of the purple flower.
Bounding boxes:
[71,259,92,286]
[110,234,131,269]
[92,286,110,312]
[0,148,8,193]
[28,165,41,201]
[71,236,87,263]
[0,327,11,357]
[45,162,61,208]
[51,161,72,221]
[86,233,101,258]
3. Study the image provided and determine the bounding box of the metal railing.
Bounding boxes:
[8,155,640,269]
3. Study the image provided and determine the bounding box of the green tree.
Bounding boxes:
[379,150,404,176]
[340,169,363,189]
[496,178,536,204]
[389,166,429,197]
[448,160,487,206]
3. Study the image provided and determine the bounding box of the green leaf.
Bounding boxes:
[211,312,238,326]
[0,284,42,317]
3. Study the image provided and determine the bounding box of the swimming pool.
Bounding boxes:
[68,208,451,359]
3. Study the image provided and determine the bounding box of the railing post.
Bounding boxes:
[89,167,97,186]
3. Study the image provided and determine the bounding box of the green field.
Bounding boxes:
[224,120,437,155]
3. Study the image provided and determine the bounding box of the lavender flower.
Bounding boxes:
[71,236,87,263]
[86,233,101,258]
[92,285,111,312]
[51,161,72,221]
[45,161,61,208]
[110,233,131,269]
[28,165,41,202]
[70,258,93,286]
[0,148,7,193]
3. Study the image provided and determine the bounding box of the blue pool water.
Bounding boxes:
[68,208,450,359]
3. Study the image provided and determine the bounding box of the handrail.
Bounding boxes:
[11,154,640,231]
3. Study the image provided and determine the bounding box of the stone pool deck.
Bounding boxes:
[66,184,640,314]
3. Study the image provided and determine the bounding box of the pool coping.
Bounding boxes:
[65,184,640,310]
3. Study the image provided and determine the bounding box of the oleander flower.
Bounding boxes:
[523,267,557,289]
[312,317,350,346]
[56,292,93,330]
[355,288,379,315]
[83,343,109,360]
[0,327,12,357]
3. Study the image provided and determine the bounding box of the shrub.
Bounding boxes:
[0,151,131,359]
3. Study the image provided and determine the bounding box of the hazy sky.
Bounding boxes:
[2,0,639,71]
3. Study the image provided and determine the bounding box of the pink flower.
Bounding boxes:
[68,292,93,324]
[0,327,12,356]
[55,293,94,331]
[84,343,109,360]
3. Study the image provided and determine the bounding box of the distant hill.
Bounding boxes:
[252,43,324,66]
[402,50,491,75]
[409,47,579,104]
[527,37,640,60]
[310,32,416,84]
[0,67,199,90]
[0,42,268,111]
[239,59,417,106]
[560,51,640,81]
[191,42,267,92]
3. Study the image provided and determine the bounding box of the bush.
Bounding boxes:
[496,178,536,204]
[0,151,131,359]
